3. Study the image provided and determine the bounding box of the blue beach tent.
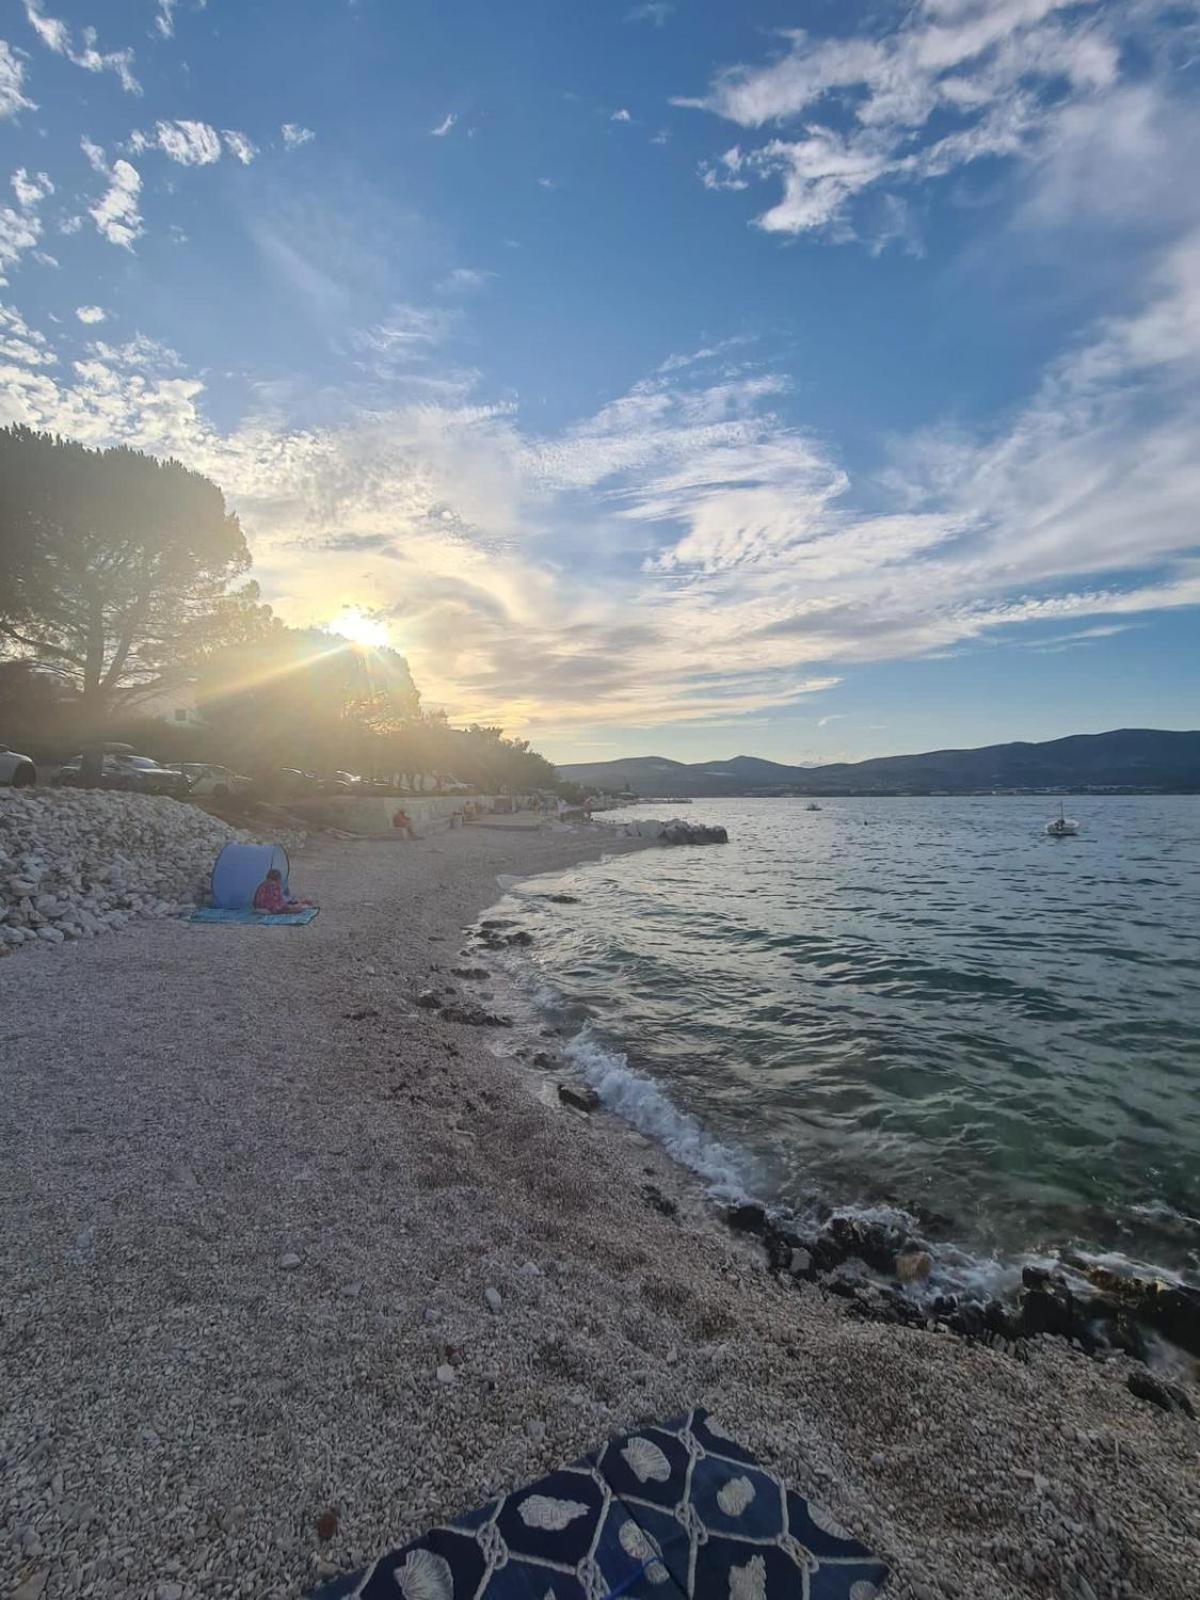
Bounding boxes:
[209,841,290,910]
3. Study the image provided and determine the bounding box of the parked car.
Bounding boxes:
[164,762,253,799]
[56,752,192,799]
[0,743,37,786]
[322,770,364,792]
[273,768,322,797]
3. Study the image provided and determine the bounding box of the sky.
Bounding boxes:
[1,0,1198,766]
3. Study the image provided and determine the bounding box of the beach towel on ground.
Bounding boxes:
[308,1408,888,1600]
[190,906,319,926]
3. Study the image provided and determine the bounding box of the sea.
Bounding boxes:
[478,796,1200,1299]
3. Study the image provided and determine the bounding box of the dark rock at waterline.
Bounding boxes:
[721,1199,1190,1374]
[1126,1370,1196,1420]
[824,1214,909,1276]
[725,1203,921,1283]
[558,1082,600,1114]
[825,1278,858,1301]
[1085,1300,1148,1363]
[451,966,490,979]
[416,990,443,1009]
[440,1004,512,1027]
[1148,1284,1200,1357]
[725,1202,770,1237]
[539,893,581,904]
[642,1183,678,1218]
[1019,1275,1077,1341]
[478,919,516,930]
[1057,1264,1200,1359]
[531,1051,557,1069]
[1082,1269,1200,1358]
[896,1249,933,1284]
[475,928,535,949]
[659,822,729,846]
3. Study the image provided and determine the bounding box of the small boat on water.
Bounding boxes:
[1046,802,1079,837]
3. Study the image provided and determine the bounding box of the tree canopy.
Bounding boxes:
[0,424,569,796]
[0,425,273,716]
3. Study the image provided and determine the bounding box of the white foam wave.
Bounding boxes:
[564,1027,748,1200]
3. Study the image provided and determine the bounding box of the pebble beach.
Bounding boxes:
[2,818,1198,1600]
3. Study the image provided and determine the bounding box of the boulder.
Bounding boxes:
[440,1004,512,1027]
[1126,1370,1196,1419]
[558,1082,601,1114]
[896,1250,934,1284]
[1018,1271,1077,1340]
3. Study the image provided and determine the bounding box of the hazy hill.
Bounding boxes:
[558,729,1200,796]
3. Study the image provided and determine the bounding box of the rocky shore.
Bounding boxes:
[1,826,1197,1600]
[722,1202,1199,1414]
[0,790,300,950]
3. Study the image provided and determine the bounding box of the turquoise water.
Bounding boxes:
[496,797,1200,1286]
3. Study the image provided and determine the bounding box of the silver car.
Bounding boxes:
[0,743,37,786]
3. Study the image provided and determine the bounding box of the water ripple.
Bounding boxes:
[505,796,1200,1281]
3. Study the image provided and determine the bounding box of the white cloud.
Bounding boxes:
[154,0,177,39]
[11,168,53,209]
[90,332,181,369]
[1,222,1198,733]
[611,108,632,123]
[81,137,107,174]
[0,40,36,120]
[154,119,221,164]
[23,1,140,95]
[0,303,55,364]
[430,112,457,137]
[221,129,257,164]
[129,120,257,166]
[0,205,42,276]
[75,304,106,323]
[351,304,457,372]
[439,266,494,294]
[58,213,83,235]
[281,122,315,149]
[627,3,673,24]
[82,141,144,249]
[677,1,1186,243]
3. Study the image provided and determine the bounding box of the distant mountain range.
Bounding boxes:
[558,729,1200,797]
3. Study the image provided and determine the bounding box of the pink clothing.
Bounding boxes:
[253,878,292,913]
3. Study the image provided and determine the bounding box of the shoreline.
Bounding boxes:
[464,867,1200,1386]
[2,826,1197,1599]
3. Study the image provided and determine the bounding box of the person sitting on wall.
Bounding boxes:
[392,808,418,839]
[252,868,314,914]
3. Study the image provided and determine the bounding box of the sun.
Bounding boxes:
[329,607,390,648]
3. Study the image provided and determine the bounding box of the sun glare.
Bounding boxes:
[330,608,390,648]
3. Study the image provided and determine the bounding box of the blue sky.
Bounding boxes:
[1,0,1198,764]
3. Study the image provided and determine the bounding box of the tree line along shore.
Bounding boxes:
[0,425,575,801]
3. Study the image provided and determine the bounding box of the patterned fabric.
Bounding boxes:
[253,878,293,912]
[310,1409,887,1600]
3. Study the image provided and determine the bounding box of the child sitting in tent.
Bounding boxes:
[252,868,314,915]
